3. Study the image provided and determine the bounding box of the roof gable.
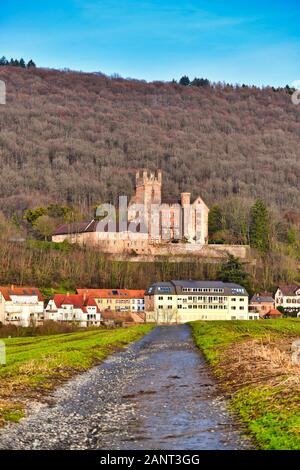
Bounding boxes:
[0,286,44,301]
[277,284,300,296]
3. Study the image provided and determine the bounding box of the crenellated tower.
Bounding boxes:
[134,169,162,207]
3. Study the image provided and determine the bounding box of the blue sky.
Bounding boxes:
[0,0,299,86]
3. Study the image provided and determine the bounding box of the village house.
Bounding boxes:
[0,286,44,327]
[275,284,300,317]
[249,292,275,318]
[76,288,145,317]
[45,293,101,327]
[144,280,257,323]
[263,308,283,319]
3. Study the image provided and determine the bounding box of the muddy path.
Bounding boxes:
[0,325,252,450]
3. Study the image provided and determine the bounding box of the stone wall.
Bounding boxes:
[52,231,250,260]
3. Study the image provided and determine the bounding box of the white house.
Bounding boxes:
[275,284,300,317]
[0,286,44,327]
[144,280,257,323]
[45,293,101,327]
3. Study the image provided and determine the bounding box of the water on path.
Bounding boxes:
[0,325,251,450]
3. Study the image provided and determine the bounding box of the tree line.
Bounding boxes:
[0,56,36,68]
[177,75,296,95]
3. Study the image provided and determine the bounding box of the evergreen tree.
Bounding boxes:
[218,254,250,290]
[249,199,270,254]
[208,204,223,237]
[287,226,297,245]
[19,58,26,68]
[179,75,190,86]
[27,59,36,68]
[0,56,8,66]
[191,77,210,87]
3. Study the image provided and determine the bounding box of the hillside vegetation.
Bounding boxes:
[0,67,299,289]
[0,66,299,218]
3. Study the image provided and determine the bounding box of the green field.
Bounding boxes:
[0,325,153,426]
[190,319,300,450]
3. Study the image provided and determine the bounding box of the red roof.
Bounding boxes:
[266,309,283,317]
[76,288,145,299]
[51,294,100,313]
[0,286,44,301]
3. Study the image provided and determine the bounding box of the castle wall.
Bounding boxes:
[52,232,249,260]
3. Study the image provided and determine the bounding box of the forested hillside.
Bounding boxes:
[0,66,299,218]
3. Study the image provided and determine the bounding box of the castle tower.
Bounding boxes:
[134,169,162,207]
[128,170,162,238]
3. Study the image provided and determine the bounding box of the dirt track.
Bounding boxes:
[0,325,251,450]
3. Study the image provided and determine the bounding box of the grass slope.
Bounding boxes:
[190,319,300,450]
[0,325,153,427]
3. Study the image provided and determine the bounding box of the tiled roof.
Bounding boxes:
[52,221,97,236]
[53,219,148,236]
[251,293,274,303]
[51,294,100,312]
[146,280,248,296]
[268,309,282,316]
[77,288,145,299]
[0,286,44,301]
[278,284,300,296]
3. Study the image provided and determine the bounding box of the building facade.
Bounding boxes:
[275,285,300,317]
[76,288,145,315]
[145,280,254,323]
[45,294,101,327]
[0,286,44,327]
[249,292,275,318]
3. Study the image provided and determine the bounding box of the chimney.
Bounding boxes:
[83,292,87,302]
[181,192,191,207]
[11,284,14,291]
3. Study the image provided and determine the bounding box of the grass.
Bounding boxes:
[190,319,300,450]
[0,324,154,426]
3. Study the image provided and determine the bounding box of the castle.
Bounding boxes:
[52,170,249,259]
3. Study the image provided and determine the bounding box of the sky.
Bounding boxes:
[0,0,299,86]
